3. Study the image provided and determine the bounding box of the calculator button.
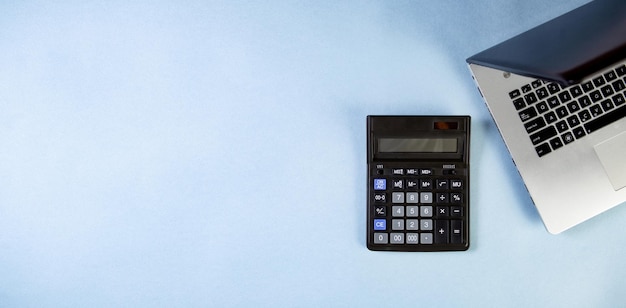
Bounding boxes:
[451,220,463,244]
[374,233,388,244]
[434,220,449,244]
[451,206,463,216]
[420,169,433,175]
[392,192,405,203]
[451,179,463,189]
[373,219,386,231]
[406,233,419,244]
[436,179,449,189]
[392,206,404,217]
[421,219,433,230]
[406,192,419,203]
[390,233,404,244]
[392,179,403,189]
[374,193,386,203]
[450,193,462,203]
[420,206,433,217]
[420,192,433,204]
[406,219,419,230]
[406,179,419,189]
[406,206,419,217]
[420,233,433,244]
[392,219,404,230]
[420,179,432,189]
[374,205,386,217]
[392,169,404,175]
[406,168,418,175]
[373,178,386,190]
[436,193,449,203]
[436,206,449,217]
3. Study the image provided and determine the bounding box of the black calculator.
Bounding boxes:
[367,116,470,251]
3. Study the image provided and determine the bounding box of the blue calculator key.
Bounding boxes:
[373,219,386,231]
[373,178,386,190]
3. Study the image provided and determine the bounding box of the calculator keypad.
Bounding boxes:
[368,167,468,251]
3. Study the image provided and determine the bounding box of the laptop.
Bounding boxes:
[467,0,626,234]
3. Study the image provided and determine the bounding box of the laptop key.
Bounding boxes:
[578,110,592,123]
[555,106,569,118]
[536,101,549,114]
[612,79,625,92]
[590,90,603,102]
[573,127,586,139]
[544,111,558,124]
[582,81,595,92]
[590,104,604,117]
[601,84,615,97]
[524,92,538,104]
[524,117,546,134]
[562,132,575,144]
[578,95,592,108]
[605,70,618,82]
[566,115,580,127]
[566,101,580,113]
[513,98,526,110]
[519,106,538,122]
[536,87,549,100]
[601,99,614,112]
[549,137,563,150]
[546,83,560,94]
[613,93,625,106]
[593,76,606,87]
[530,126,557,145]
[558,91,572,103]
[584,104,626,134]
[535,143,552,157]
[570,85,583,98]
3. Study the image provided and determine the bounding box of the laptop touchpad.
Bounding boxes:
[594,132,626,191]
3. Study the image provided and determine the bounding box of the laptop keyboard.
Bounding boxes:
[509,64,626,157]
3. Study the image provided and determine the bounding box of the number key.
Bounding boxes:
[374,233,388,244]
[421,206,433,217]
[392,206,404,217]
[390,233,404,244]
[392,192,404,203]
[406,219,419,231]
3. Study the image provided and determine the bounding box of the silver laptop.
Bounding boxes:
[467,0,626,234]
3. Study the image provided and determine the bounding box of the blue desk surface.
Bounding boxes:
[2,1,624,307]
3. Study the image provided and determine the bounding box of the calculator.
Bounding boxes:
[367,116,470,251]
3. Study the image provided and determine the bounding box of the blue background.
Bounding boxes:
[2,0,624,307]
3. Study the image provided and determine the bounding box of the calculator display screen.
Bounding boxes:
[378,138,457,153]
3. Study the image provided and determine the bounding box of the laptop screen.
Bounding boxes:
[467,0,626,86]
